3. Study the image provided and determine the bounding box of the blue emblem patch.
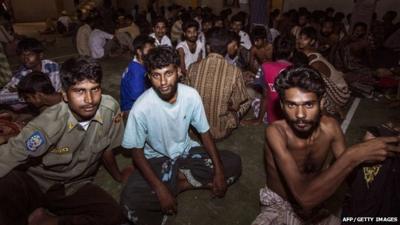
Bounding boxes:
[25,131,46,152]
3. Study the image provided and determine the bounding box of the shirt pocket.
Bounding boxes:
[90,137,110,159]
[42,147,73,168]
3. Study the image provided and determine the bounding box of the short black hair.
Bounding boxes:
[230,14,243,23]
[334,12,345,22]
[206,28,237,55]
[298,11,310,19]
[325,7,335,13]
[384,10,397,21]
[17,71,55,97]
[299,26,318,41]
[214,15,224,23]
[144,46,180,72]
[273,35,295,60]
[251,25,267,42]
[202,15,213,25]
[16,38,44,55]
[290,51,310,67]
[60,57,102,90]
[274,66,325,99]
[132,35,155,56]
[322,17,334,26]
[353,22,367,31]
[182,19,199,32]
[125,15,134,21]
[152,17,168,27]
[220,8,232,18]
[228,30,241,45]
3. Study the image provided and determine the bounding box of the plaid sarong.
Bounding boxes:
[252,187,341,225]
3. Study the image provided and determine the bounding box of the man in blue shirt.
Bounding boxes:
[120,35,155,114]
[120,46,242,225]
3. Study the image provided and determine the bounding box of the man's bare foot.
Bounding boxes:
[177,171,195,193]
[28,208,58,225]
[121,165,135,183]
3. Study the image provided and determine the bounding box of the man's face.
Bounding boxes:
[231,21,242,33]
[321,22,334,37]
[63,79,102,121]
[382,12,395,22]
[352,26,367,39]
[184,26,198,43]
[227,40,239,58]
[202,22,213,33]
[19,51,42,70]
[138,43,155,59]
[23,93,44,109]
[148,64,179,103]
[253,38,266,49]
[298,15,308,26]
[296,34,314,50]
[214,20,224,28]
[125,18,133,26]
[282,87,321,138]
[153,22,167,39]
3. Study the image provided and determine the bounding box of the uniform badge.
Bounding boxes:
[113,112,123,123]
[68,122,74,130]
[51,147,70,154]
[25,131,45,152]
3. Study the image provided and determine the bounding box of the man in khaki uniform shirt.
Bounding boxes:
[0,57,129,225]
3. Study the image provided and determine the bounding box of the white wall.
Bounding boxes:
[283,0,400,21]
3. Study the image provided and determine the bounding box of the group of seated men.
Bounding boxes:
[0,4,400,225]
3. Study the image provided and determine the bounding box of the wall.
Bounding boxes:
[116,0,226,15]
[12,0,59,22]
[11,0,121,22]
[12,0,399,23]
[283,0,400,20]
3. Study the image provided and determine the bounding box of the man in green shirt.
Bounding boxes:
[0,57,130,225]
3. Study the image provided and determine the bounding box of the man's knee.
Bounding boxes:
[0,171,42,225]
[58,203,123,225]
[220,150,242,182]
[100,203,124,225]
[120,171,161,212]
[122,205,164,225]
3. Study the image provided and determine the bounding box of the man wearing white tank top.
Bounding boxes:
[176,20,205,76]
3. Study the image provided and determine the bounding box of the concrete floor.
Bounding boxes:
[9,23,400,225]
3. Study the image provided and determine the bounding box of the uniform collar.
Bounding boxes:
[66,104,103,132]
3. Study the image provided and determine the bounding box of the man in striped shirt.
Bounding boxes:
[187,28,250,140]
[0,43,11,88]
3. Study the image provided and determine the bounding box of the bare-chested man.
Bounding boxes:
[252,66,400,225]
[249,26,273,74]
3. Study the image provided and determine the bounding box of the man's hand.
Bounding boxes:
[155,184,177,215]
[120,165,135,183]
[352,136,400,163]
[212,171,227,198]
[0,112,13,120]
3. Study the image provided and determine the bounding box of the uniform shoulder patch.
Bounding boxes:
[113,112,123,123]
[26,131,46,152]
